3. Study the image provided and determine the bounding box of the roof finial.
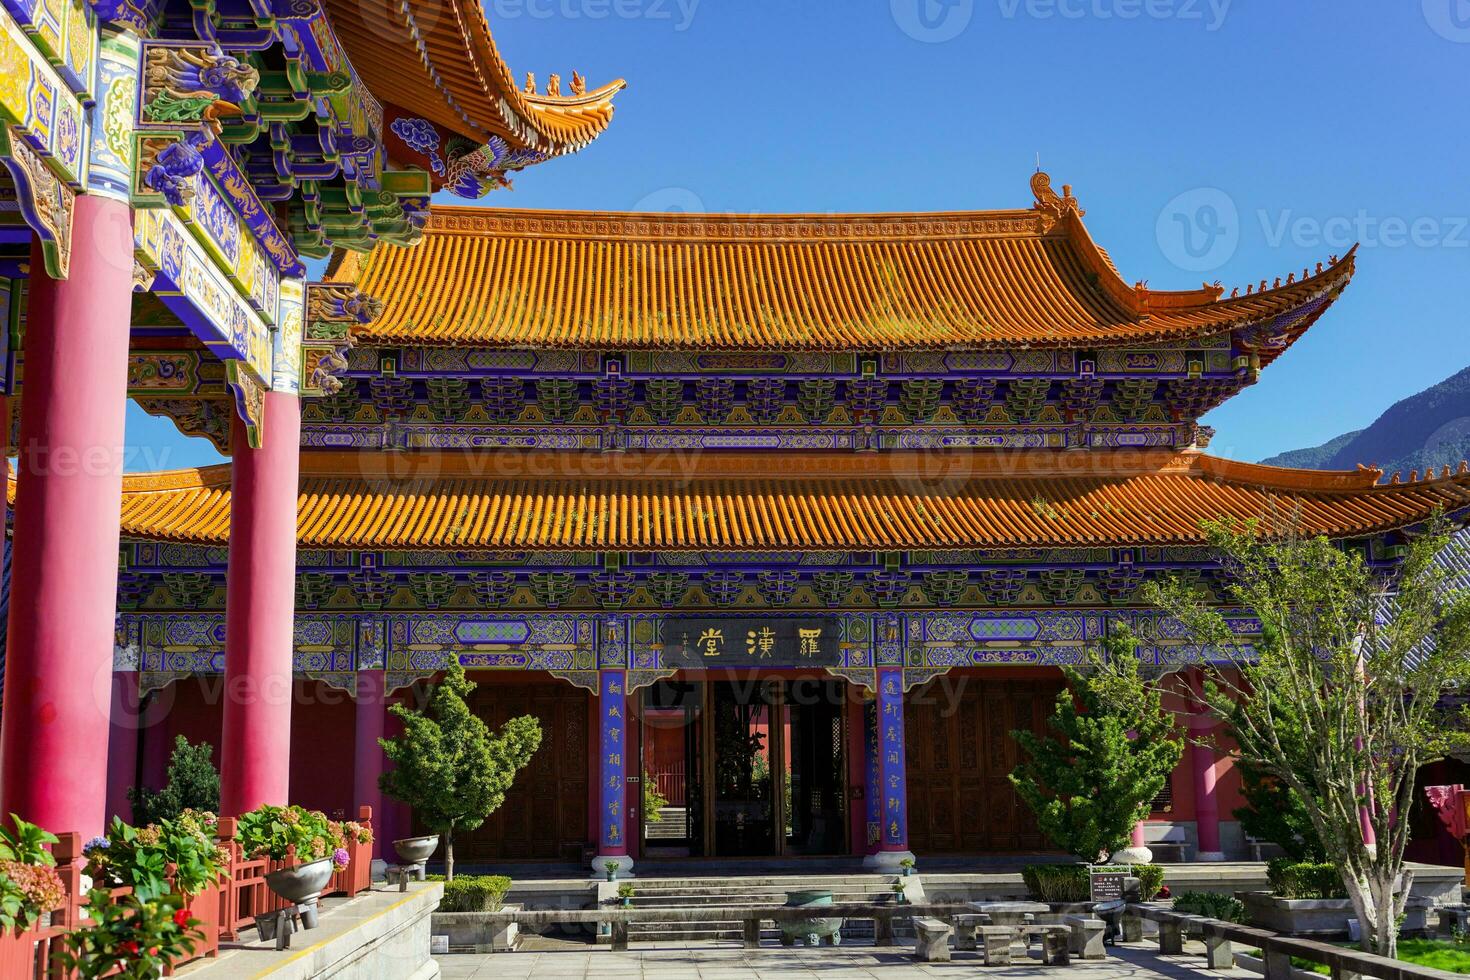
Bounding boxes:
[571,71,586,95]
[524,71,536,94]
[1035,151,1041,174]
[547,73,561,96]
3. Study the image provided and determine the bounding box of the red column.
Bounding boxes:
[1189,668,1224,861]
[353,670,387,859]
[0,196,133,838]
[218,392,301,816]
[105,671,142,823]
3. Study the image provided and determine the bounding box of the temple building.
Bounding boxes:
[100,174,1470,871]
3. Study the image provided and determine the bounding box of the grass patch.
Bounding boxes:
[1244,940,1470,975]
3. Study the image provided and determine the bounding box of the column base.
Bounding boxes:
[863,849,916,873]
[1195,850,1227,862]
[1109,846,1154,865]
[592,853,634,878]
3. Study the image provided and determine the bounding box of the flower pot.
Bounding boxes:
[392,835,439,867]
[265,858,336,930]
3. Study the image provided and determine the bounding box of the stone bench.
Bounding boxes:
[1063,914,1106,960]
[979,924,1071,967]
[954,912,988,950]
[912,916,952,962]
[1438,905,1470,938]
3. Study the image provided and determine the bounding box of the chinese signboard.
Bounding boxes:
[660,618,841,668]
[1090,871,1126,901]
[598,670,626,851]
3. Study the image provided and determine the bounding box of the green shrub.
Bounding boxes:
[435,874,512,913]
[1021,863,1091,902]
[1171,891,1246,923]
[1266,858,1345,899]
[1134,863,1165,901]
[128,737,220,827]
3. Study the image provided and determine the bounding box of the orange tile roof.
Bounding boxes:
[67,451,1470,552]
[325,0,624,152]
[334,175,1354,354]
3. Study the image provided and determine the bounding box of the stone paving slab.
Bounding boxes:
[435,940,1256,979]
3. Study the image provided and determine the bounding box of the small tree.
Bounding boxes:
[1233,760,1326,862]
[378,664,542,880]
[1009,625,1183,862]
[127,737,220,826]
[1147,516,1470,958]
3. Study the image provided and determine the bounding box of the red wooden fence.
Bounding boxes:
[650,762,686,807]
[0,805,375,979]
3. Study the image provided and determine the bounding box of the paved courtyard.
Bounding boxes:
[435,941,1256,979]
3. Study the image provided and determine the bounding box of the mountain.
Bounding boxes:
[1260,365,1470,478]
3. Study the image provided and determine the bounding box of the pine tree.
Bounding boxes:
[378,664,542,880]
[127,736,221,826]
[1009,625,1183,862]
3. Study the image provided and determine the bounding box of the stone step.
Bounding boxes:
[628,876,891,890]
[628,897,890,910]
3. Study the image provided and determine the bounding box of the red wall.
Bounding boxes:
[131,678,358,819]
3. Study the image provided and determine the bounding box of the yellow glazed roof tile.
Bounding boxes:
[334,175,1355,354]
[43,451,1470,552]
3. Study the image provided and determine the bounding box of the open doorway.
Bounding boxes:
[640,677,848,859]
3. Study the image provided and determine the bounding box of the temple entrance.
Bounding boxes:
[640,678,848,858]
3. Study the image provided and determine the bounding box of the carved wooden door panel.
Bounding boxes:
[460,681,589,863]
[905,676,1062,853]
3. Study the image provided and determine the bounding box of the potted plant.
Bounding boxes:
[235,805,349,936]
[890,881,906,905]
[604,859,619,882]
[85,812,227,900]
[899,857,915,877]
[617,882,635,908]
[81,811,227,961]
[57,888,202,979]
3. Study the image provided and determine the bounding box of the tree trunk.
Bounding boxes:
[445,828,455,882]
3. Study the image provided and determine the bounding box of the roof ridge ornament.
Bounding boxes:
[1030,171,1083,220]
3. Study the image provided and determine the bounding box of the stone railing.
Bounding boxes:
[1126,903,1464,980]
[474,902,971,951]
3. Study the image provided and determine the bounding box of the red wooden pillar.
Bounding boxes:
[105,670,142,823]
[219,393,301,816]
[1189,668,1225,861]
[0,197,133,838]
[353,670,388,859]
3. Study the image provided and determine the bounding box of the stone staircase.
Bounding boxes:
[624,873,902,943]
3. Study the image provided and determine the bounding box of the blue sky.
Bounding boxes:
[127,0,1470,470]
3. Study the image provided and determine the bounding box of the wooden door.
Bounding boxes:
[905,675,1062,853]
[459,681,589,863]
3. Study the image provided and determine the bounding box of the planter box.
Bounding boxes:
[0,921,43,978]
[172,879,223,969]
[1241,891,1432,937]
[430,903,522,952]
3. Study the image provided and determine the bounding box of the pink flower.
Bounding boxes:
[0,861,64,913]
[332,848,350,870]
